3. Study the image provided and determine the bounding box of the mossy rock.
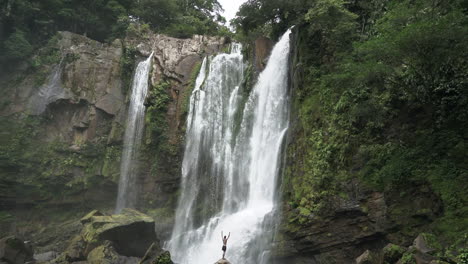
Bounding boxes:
[60,235,87,262]
[414,233,443,255]
[153,251,173,264]
[383,243,406,263]
[400,251,417,264]
[80,208,158,257]
[87,241,120,264]
[87,240,141,264]
[80,209,104,224]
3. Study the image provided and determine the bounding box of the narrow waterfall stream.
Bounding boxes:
[115,53,153,213]
[28,58,66,115]
[168,30,291,263]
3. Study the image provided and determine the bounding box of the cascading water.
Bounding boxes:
[28,58,67,115]
[168,30,291,263]
[115,53,153,213]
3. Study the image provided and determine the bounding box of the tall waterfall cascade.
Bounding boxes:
[115,53,153,213]
[168,30,291,263]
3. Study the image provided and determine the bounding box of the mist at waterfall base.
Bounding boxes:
[168,30,291,263]
[115,53,153,213]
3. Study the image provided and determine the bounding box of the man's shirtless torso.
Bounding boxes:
[221,231,230,259]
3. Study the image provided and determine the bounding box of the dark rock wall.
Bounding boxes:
[0,31,227,243]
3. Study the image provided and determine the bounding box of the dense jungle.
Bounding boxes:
[0,0,466,263]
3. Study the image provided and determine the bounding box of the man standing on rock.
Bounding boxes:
[221,231,230,259]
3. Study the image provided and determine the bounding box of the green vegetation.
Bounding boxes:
[120,45,138,95]
[400,252,416,264]
[0,0,230,66]
[0,115,119,203]
[145,80,171,155]
[234,0,467,247]
[155,251,173,264]
[142,79,179,207]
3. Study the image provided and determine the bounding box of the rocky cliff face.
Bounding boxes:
[132,33,228,218]
[271,27,466,264]
[0,30,227,243]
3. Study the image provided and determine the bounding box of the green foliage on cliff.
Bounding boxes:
[236,0,468,243]
[0,115,119,205]
[120,45,138,95]
[155,251,173,264]
[0,0,229,66]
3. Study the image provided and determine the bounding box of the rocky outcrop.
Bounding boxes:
[381,243,405,263]
[1,30,126,143]
[0,29,227,244]
[254,36,273,72]
[54,209,161,263]
[129,33,228,227]
[349,233,460,264]
[0,236,33,264]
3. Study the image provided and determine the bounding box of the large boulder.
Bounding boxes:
[56,209,160,263]
[80,208,158,257]
[0,236,34,264]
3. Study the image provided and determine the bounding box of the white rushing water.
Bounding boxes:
[168,30,291,263]
[115,53,153,213]
[28,58,67,115]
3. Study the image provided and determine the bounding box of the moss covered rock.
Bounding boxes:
[383,243,406,264]
[80,208,158,257]
[87,240,139,264]
[53,209,160,263]
[414,233,442,255]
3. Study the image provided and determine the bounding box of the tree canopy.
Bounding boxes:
[0,0,229,62]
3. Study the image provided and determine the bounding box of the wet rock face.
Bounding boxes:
[273,190,389,264]
[273,180,444,264]
[0,30,227,214]
[150,34,226,84]
[1,30,126,144]
[254,36,273,72]
[60,31,125,117]
[133,33,228,213]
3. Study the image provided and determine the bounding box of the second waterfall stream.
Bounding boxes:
[168,30,292,263]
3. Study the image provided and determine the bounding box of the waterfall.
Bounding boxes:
[168,30,291,263]
[115,53,153,213]
[28,58,66,115]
